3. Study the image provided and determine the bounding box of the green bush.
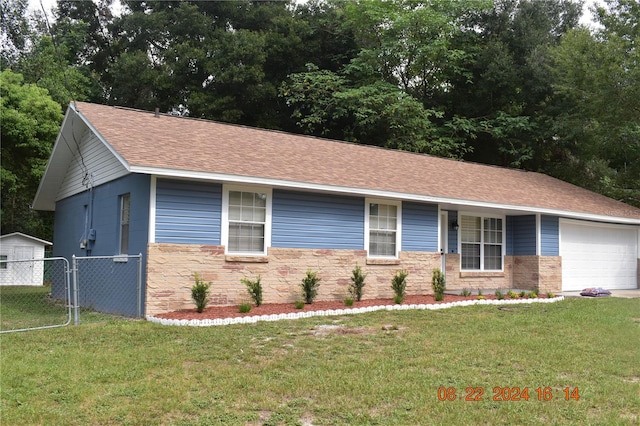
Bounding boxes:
[431,268,446,301]
[495,289,504,300]
[507,290,519,299]
[294,300,305,309]
[238,303,252,313]
[191,272,211,313]
[349,263,367,301]
[547,292,555,298]
[241,275,263,306]
[301,269,321,304]
[461,288,471,297]
[391,269,409,304]
[344,297,354,307]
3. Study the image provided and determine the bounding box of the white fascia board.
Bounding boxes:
[71,102,131,172]
[32,107,78,211]
[133,166,640,226]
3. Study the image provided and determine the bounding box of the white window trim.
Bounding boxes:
[221,184,272,256]
[364,198,402,258]
[458,212,505,272]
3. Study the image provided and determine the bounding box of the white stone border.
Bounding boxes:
[147,296,565,327]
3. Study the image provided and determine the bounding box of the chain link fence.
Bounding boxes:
[0,257,71,333]
[72,254,144,320]
[1,254,143,333]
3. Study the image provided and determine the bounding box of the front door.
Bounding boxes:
[440,212,448,272]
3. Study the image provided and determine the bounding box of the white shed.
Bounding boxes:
[0,233,52,286]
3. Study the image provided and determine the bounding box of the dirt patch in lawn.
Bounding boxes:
[151,293,545,321]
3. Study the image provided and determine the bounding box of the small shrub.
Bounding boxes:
[477,288,483,297]
[238,303,252,313]
[532,288,539,297]
[461,288,471,297]
[431,268,446,301]
[527,291,537,299]
[344,297,354,307]
[477,295,485,300]
[294,300,305,309]
[547,292,555,298]
[391,269,409,304]
[495,289,504,300]
[519,290,526,298]
[507,290,519,299]
[301,269,321,304]
[349,263,367,301]
[191,272,211,313]
[241,275,263,306]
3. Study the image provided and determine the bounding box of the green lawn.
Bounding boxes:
[1,298,638,425]
[0,285,70,331]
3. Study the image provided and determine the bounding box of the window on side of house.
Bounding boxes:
[366,199,401,258]
[460,214,503,271]
[0,255,7,269]
[119,193,131,254]
[222,186,271,255]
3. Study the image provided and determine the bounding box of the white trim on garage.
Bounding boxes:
[560,219,639,291]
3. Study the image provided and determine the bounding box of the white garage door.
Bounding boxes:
[561,220,638,291]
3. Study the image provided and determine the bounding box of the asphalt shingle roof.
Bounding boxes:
[74,102,640,221]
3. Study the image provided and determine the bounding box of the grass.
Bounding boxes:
[1,298,639,425]
[0,285,70,331]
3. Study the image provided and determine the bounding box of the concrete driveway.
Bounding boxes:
[562,289,640,298]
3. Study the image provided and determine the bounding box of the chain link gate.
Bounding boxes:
[72,254,144,321]
[1,254,143,332]
[0,257,72,333]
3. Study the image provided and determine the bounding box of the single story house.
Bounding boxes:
[0,232,52,286]
[33,102,640,316]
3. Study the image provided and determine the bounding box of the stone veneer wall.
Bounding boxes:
[444,254,514,291]
[146,243,441,316]
[537,256,562,294]
[445,254,562,293]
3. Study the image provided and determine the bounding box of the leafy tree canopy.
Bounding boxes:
[1,70,62,238]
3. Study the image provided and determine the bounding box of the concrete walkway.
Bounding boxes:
[562,289,640,298]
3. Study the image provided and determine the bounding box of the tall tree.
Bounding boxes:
[281,0,491,158]
[548,0,640,206]
[1,70,63,239]
[443,0,583,167]
[0,0,31,67]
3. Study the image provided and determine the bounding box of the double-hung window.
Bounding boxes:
[222,186,271,255]
[460,214,503,271]
[366,200,401,257]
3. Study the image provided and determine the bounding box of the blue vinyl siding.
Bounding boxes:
[155,179,221,244]
[272,190,364,249]
[541,215,559,256]
[402,202,438,252]
[507,215,537,255]
[447,211,458,253]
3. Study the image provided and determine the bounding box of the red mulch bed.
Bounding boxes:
[154,294,514,320]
